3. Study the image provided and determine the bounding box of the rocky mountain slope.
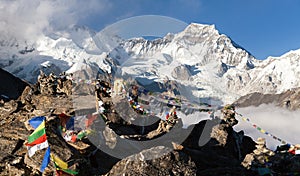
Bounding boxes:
[234,87,300,110]
[1,72,300,175]
[1,23,300,105]
[0,81,251,175]
[0,68,28,100]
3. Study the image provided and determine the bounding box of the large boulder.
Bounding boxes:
[107,146,197,176]
[182,111,256,175]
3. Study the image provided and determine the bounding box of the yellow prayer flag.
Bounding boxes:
[50,154,68,170]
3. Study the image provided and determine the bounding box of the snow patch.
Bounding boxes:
[41,61,51,68]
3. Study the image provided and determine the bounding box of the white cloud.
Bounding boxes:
[0,0,111,41]
[234,104,300,150]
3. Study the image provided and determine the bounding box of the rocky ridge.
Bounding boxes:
[234,87,300,110]
[0,71,300,175]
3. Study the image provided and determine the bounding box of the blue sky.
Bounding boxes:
[1,0,300,60]
[82,0,300,60]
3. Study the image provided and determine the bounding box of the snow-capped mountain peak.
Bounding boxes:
[1,23,300,105]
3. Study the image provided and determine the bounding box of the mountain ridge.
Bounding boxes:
[0,23,299,104]
[0,68,28,99]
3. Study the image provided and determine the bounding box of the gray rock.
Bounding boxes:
[107,146,197,176]
[171,65,191,81]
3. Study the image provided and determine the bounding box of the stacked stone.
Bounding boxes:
[37,71,72,96]
[242,137,275,169]
[253,138,275,165]
[95,79,111,100]
[221,104,238,127]
[56,72,73,96]
[210,104,239,146]
[167,106,178,124]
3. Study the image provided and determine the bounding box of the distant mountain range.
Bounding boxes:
[1,23,300,105]
[235,87,300,110]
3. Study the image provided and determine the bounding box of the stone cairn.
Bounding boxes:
[37,71,73,96]
[242,137,275,169]
[210,104,238,146]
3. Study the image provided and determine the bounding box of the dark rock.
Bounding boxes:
[182,105,257,175]
[0,68,28,100]
[107,146,197,176]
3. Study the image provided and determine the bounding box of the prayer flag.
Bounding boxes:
[26,121,47,146]
[27,140,49,157]
[51,154,78,175]
[40,147,51,172]
[29,116,46,129]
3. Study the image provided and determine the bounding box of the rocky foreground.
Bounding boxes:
[0,71,300,175]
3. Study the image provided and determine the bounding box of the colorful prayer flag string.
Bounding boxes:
[236,112,290,146]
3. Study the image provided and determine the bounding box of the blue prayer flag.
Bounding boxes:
[40,147,51,172]
[66,116,75,130]
[29,116,46,129]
